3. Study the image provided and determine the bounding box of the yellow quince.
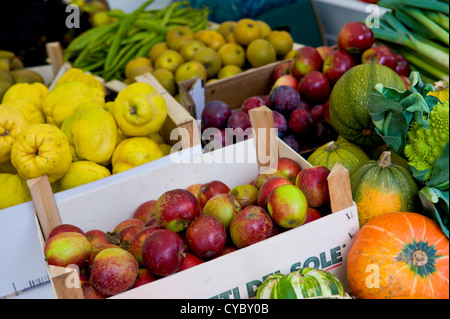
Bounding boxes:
[1,99,45,124]
[0,105,29,163]
[2,82,49,111]
[0,173,32,209]
[41,81,105,127]
[111,137,164,174]
[113,82,167,137]
[10,123,72,183]
[55,68,105,94]
[58,160,111,191]
[61,101,117,165]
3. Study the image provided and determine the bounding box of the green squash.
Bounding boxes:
[329,63,406,147]
[256,268,345,299]
[307,137,370,175]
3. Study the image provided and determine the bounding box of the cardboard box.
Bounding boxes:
[32,127,359,299]
[0,68,201,298]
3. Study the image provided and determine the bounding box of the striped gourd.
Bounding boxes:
[256,268,345,299]
[255,273,284,299]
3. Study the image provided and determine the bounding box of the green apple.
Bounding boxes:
[266,184,307,228]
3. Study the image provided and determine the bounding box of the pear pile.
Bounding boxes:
[0,68,170,210]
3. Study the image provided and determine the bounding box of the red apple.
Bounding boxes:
[197,180,230,208]
[295,166,331,208]
[241,96,266,114]
[178,252,205,271]
[323,50,355,85]
[288,108,313,135]
[266,184,308,228]
[297,70,330,106]
[277,157,302,183]
[215,245,237,257]
[323,98,331,124]
[316,46,335,61]
[118,224,145,243]
[132,268,158,288]
[145,215,161,227]
[203,193,241,229]
[395,53,411,77]
[44,232,92,268]
[133,200,157,224]
[254,168,290,189]
[290,46,323,78]
[337,21,374,55]
[229,184,259,209]
[81,278,106,299]
[272,74,299,91]
[85,229,109,248]
[47,224,85,239]
[304,207,322,224]
[113,218,144,234]
[89,247,139,296]
[186,215,226,258]
[155,189,201,232]
[361,45,397,70]
[229,205,273,249]
[272,61,291,82]
[311,104,325,123]
[186,183,202,198]
[88,243,119,274]
[257,177,292,208]
[141,229,185,276]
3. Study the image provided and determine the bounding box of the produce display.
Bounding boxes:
[42,157,332,298]
[0,68,172,209]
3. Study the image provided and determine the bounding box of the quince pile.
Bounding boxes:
[124,18,296,99]
[0,68,170,210]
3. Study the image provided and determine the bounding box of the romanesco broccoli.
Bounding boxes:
[404,99,449,181]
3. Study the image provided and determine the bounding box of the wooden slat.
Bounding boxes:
[327,163,353,213]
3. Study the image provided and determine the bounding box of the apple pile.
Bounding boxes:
[43,158,332,298]
[201,21,411,152]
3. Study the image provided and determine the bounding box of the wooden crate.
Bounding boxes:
[30,107,359,299]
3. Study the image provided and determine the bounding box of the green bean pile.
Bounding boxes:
[64,0,209,81]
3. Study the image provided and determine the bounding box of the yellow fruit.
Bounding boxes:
[111,137,164,174]
[255,20,272,38]
[284,49,298,60]
[266,30,294,57]
[217,65,242,79]
[58,161,111,191]
[113,82,167,137]
[218,43,246,67]
[42,81,105,127]
[152,68,177,96]
[175,61,208,84]
[127,65,154,83]
[1,99,45,124]
[166,26,195,51]
[61,102,117,165]
[104,101,115,114]
[159,143,172,156]
[154,49,184,74]
[246,39,277,67]
[0,105,29,163]
[125,57,153,79]
[233,18,262,46]
[226,33,237,44]
[149,131,165,145]
[217,21,237,39]
[10,123,72,183]
[55,68,104,94]
[179,39,206,61]
[2,82,49,111]
[0,173,32,209]
[191,47,222,79]
[197,30,226,51]
[149,42,168,64]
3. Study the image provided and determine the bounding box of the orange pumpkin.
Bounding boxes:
[347,212,449,299]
